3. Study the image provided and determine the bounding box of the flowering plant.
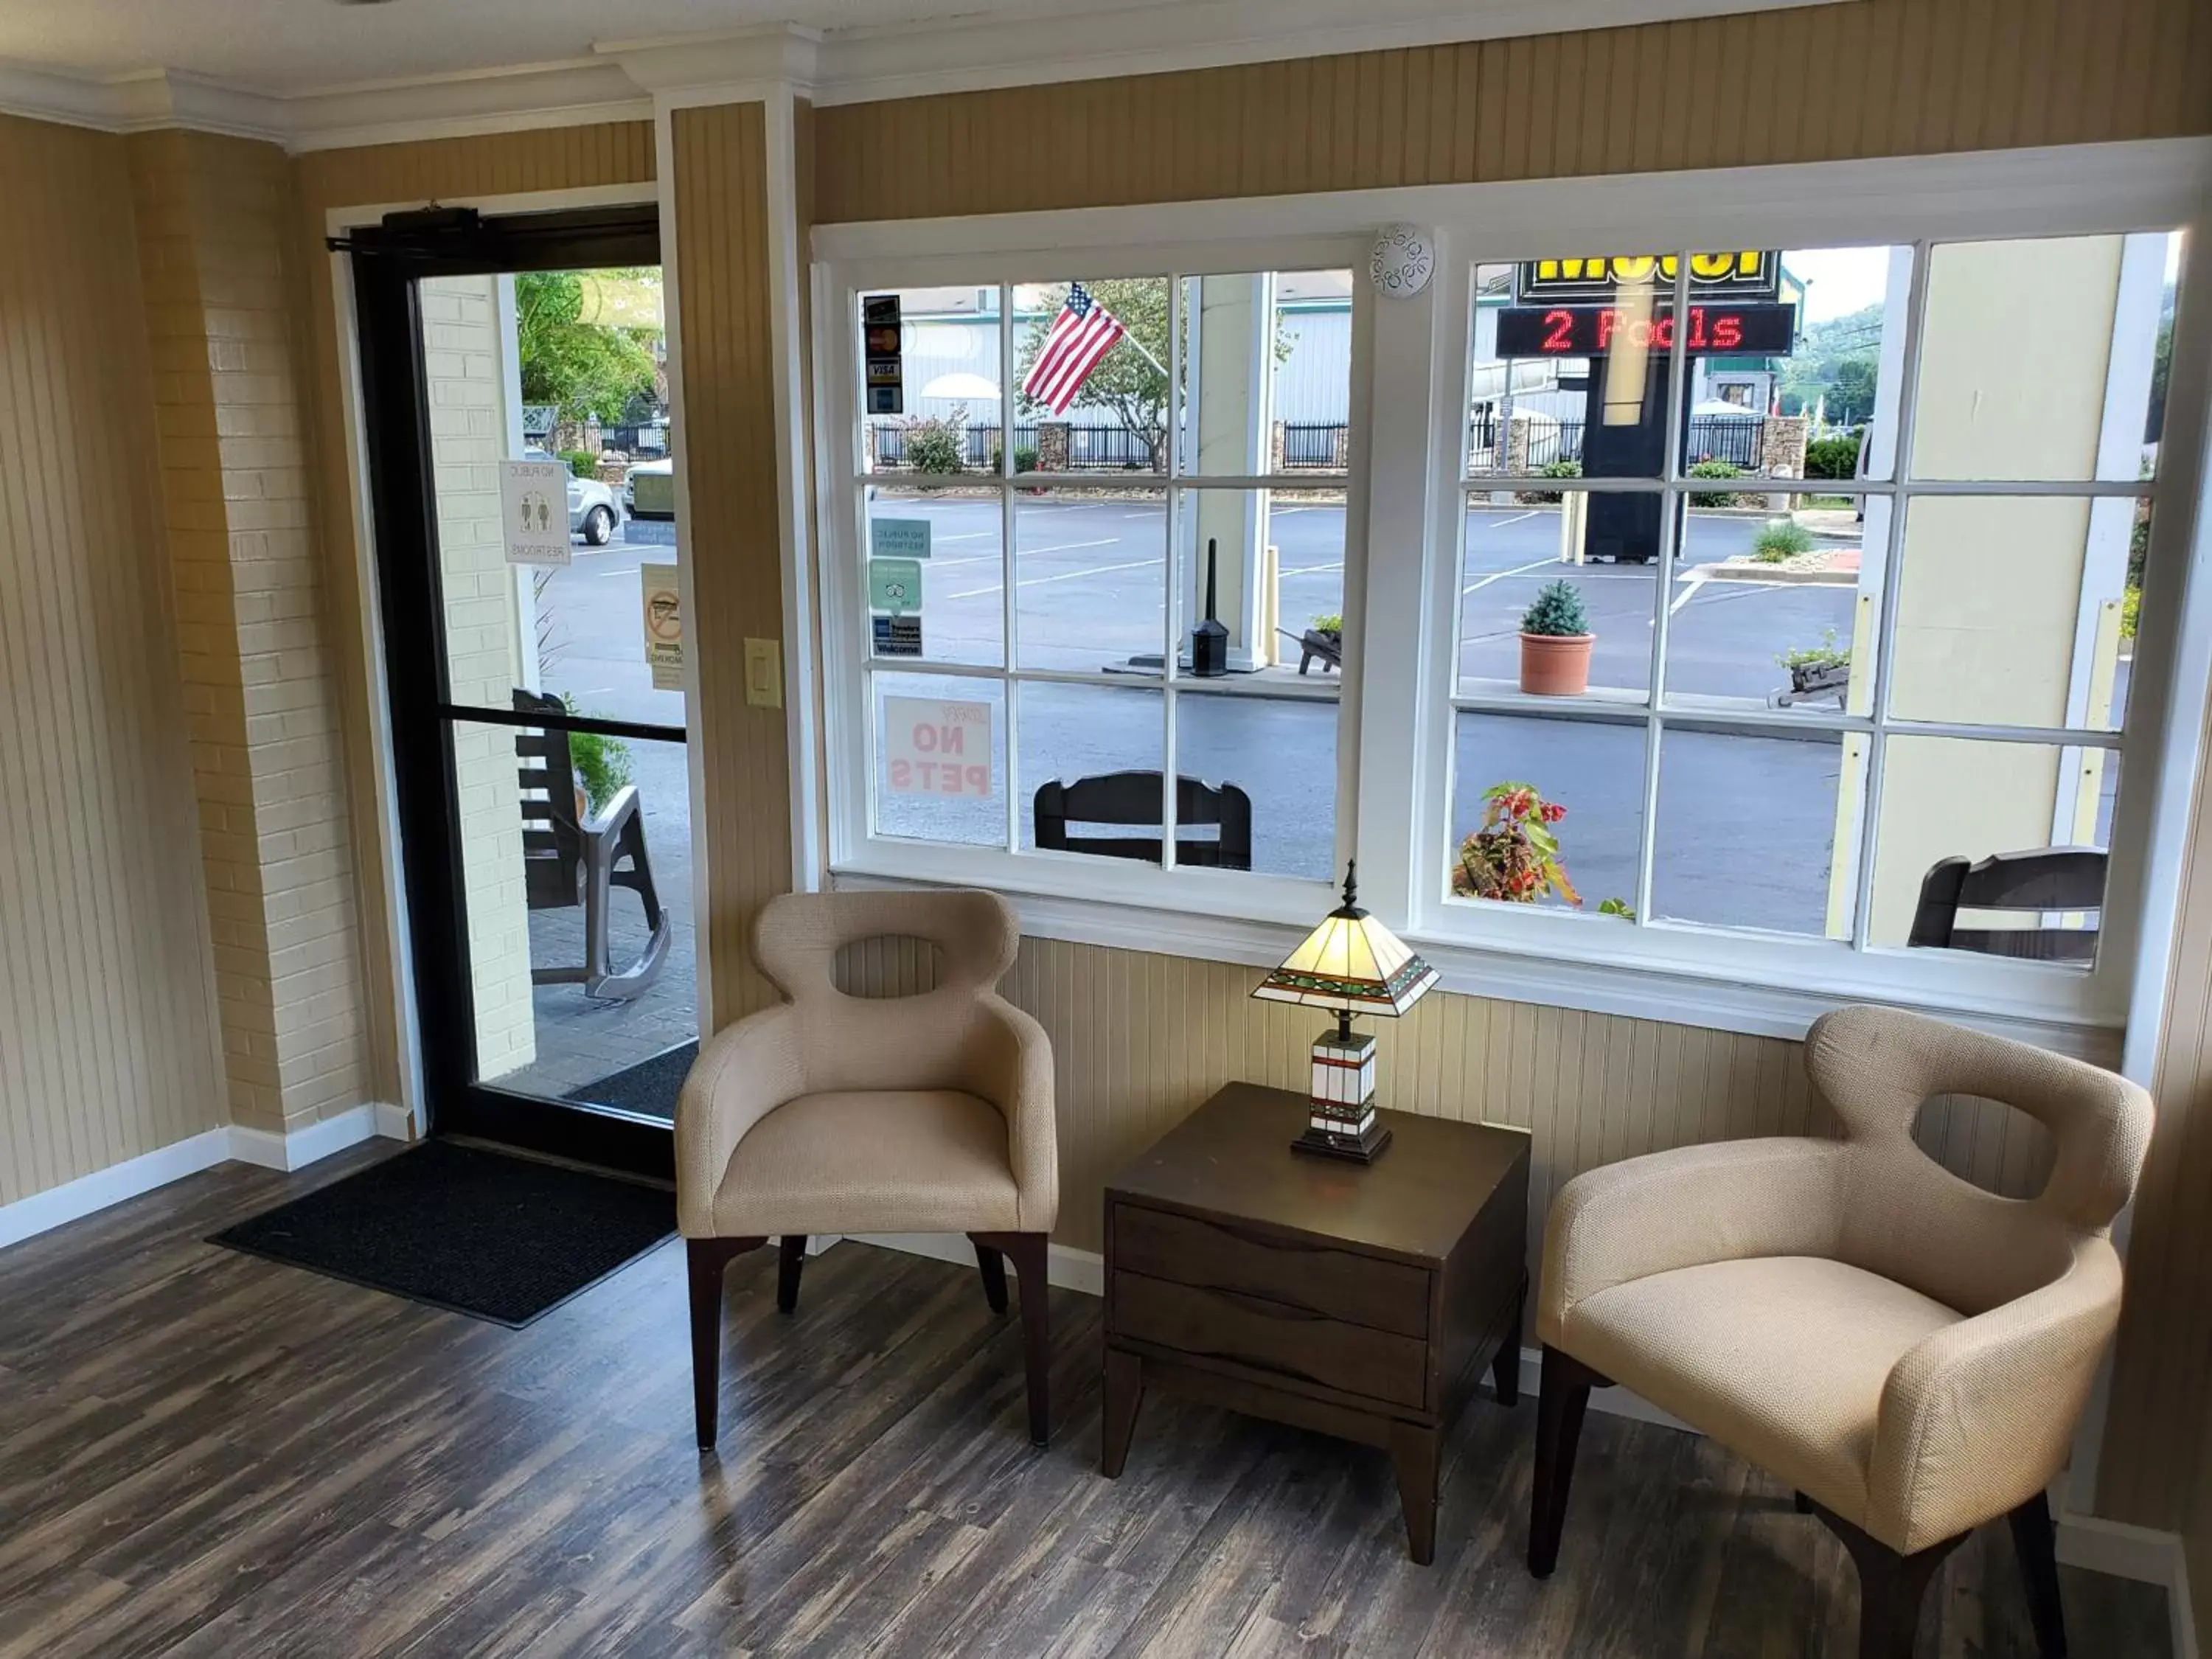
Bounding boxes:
[1450,782,1580,905]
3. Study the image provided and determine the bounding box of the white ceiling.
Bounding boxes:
[0,0,1124,95]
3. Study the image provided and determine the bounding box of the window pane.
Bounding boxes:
[1910,232,2181,482]
[1175,487,1345,681]
[1013,278,1167,473]
[860,285,1002,475]
[1175,690,1339,880]
[1666,493,1873,717]
[870,672,1006,849]
[1457,493,1652,702]
[1470,255,1679,487]
[1889,495,2140,733]
[1180,270,1354,477]
[864,485,1002,669]
[1447,714,1645,915]
[1871,737,2116,958]
[451,720,696,1107]
[1012,488,1164,673]
[1680,245,1910,484]
[1653,727,1859,937]
[1017,681,1164,858]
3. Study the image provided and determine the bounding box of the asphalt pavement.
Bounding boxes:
[531,501,1860,934]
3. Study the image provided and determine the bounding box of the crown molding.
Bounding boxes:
[0,0,1843,153]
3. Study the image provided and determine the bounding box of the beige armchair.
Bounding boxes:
[678,888,1058,1450]
[1528,1005,2152,1659]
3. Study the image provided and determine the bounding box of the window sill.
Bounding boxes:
[827,861,2124,1065]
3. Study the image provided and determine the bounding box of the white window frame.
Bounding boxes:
[811,139,2212,1061]
[815,232,1374,933]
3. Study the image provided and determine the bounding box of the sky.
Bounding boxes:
[1782,246,1896,323]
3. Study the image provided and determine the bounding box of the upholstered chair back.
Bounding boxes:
[751,888,1022,1099]
[1807,1006,2154,1317]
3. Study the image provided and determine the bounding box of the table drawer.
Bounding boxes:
[1111,1203,1430,1339]
[1112,1270,1429,1409]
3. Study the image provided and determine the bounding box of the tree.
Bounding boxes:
[515,269,660,428]
[1775,302,1883,425]
[1015,279,1172,465]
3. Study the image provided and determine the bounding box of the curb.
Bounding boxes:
[1682,560,1859,587]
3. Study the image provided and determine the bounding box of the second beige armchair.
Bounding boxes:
[1530,1004,2152,1659]
[678,888,1058,1451]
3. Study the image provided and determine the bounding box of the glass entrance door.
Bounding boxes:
[351,206,688,1175]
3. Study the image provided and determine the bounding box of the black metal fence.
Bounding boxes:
[1280,423,1346,467]
[1466,413,1770,473]
[870,421,1162,472]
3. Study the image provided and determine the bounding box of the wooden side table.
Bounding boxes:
[1099,1082,1531,1565]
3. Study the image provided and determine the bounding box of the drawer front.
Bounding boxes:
[1112,1203,1430,1339]
[1112,1270,1429,1409]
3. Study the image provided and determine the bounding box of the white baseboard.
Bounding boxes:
[2053,1509,2197,1658]
[0,1126,233,1251]
[0,1102,411,1251]
[842,1231,1105,1296]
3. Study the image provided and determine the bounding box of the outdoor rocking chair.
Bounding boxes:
[514,687,672,1000]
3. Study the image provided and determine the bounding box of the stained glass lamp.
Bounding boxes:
[1251,861,1439,1164]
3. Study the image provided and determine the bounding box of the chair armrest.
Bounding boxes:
[974,993,1058,1233]
[675,1004,805,1237]
[1540,1138,1847,1346]
[1866,1238,2124,1553]
[581,783,640,844]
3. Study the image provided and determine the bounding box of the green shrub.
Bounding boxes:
[1687,457,1745,507]
[1775,627,1850,671]
[560,449,596,479]
[1310,612,1343,636]
[1520,579,1590,636]
[1751,519,1817,563]
[900,417,965,476]
[1515,457,1582,504]
[559,694,633,815]
[2122,582,2140,641]
[1804,432,1863,481]
[1013,445,1040,474]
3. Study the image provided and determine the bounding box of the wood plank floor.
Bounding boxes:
[0,1145,2174,1659]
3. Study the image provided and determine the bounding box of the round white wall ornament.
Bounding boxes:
[1369,224,1435,299]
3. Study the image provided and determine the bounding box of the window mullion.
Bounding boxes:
[999,284,1021,854]
[1632,257,1697,926]
[1851,240,1936,950]
[1161,274,1185,872]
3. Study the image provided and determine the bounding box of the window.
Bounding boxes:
[831,268,1359,914]
[817,149,2208,1044]
[1430,233,2178,977]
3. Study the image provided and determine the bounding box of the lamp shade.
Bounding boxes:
[1252,864,1438,1019]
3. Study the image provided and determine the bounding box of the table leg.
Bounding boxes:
[1490,1276,1527,1406]
[1100,1349,1144,1478]
[1388,1422,1441,1565]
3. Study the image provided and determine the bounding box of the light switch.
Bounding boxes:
[744,638,783,709]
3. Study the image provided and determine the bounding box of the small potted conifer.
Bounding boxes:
[1518,578,1595,696]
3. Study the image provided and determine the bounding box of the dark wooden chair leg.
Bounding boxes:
[1528,1344,1603,1577]
[1489,1276,1527,1406]
[1795,1490,1815,1514]
[776,1235,807,1314]
[688,1237,765,1451]
[1809,1499,1966,1659]
[969,1234,1009,1315]
[973,1230,1051,1445]
[1100,1349,1143,1476]
[2008,1491,2067,1659]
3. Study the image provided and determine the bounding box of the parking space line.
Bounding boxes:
[1281,562,1343,575]
[1463,556,1559,595]
[1017,537,1120,557]
[1669,574,1709,616]
[949,555,1159,601]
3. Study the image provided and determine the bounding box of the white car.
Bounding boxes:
[624,456,676,521]
[525,448,622,546]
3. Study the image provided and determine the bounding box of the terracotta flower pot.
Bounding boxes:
[1519,632,1595,696]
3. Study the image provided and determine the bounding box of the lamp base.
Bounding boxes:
[1290,1119,1394,1165]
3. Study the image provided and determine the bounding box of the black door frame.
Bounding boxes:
[349,204,679,1178]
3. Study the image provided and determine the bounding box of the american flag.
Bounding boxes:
[1022,282,1127,415]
